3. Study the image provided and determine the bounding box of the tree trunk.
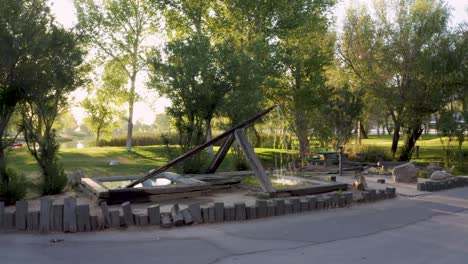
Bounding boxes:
[96,127,101,147]
[355,120,361,145]
[398,126,424,161]
[359,121,368,139]
[294,112,309,161]
[126,74,136,152]
[377,123,380,136]
[391,124,400,159]
[0,148,8,185]
[384,116,392,135]
[205,118,213,155]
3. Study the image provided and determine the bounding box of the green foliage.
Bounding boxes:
[0,168,28,205]
[98,133,179,147]
[437,109,466,167]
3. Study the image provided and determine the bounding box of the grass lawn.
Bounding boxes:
[5,145,294,179]
[5,135,466,180]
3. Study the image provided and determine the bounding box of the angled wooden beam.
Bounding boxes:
[206,134,235,173]
[234,129,274,193]
[125,105,278,188]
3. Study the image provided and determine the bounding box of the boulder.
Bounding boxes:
[67,170,84,189]
[392,162,418,183]
[362,166,380,175]
[354,173,368,191]
[109,160,119,166]
[430,170,451,181]
[426,163,442,176]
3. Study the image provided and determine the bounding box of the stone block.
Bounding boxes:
[160,213,173,228]
[122,201,134,226]
[224,206,235,221]
[343,192,353,205]
[369,190,377,202]
[246,206,257,220]
[214,202,224,222]
[377,179,386,184]
[426,182,434,192]
[189,204,202,224]
[90,215,99,230]
[235,203,247,221]
[27,211,39,231]
[256,200,267,218]
[316,198,325,209]
[300,199,309,211]
[148,205,160,225]
[417,183,427,191]
[63,197,77,233]
[76,204,91,232]
[134,214,148,226]
[171,204,184,227]
[4,212,15,230]
[266,203,275,217]
[306,196,317,209]
[290,198,300,213]
[0,202,4,230]
[393,162,418,183]
[337,196,346,207]
[109,210,121,228]
[208,206,215,223]
[100,202,111,228]
[39,198,52,233]
[274,199,285,215]
[202,207,209,223]
[15,200,28,230]
[52,204,64,232]
[284,201,293,214]
[181,209,193,225]
[323,196,333,208]
[377,190,386,200]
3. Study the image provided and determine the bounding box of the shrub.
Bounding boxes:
[0,168,28,205]
[38,158,67,195]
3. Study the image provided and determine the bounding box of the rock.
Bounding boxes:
[426,163,442,176]
[430,170,451,181]
[109,160,119,166]
[354,173,368,191]
[67,170,84,189]
[363,167,380,175]
[392,162,418,183]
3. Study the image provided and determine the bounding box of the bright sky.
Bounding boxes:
[50,0,467,125]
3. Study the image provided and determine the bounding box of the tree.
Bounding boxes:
[75,0,161,152]
[339,0,454,161]
[19,16,85,195]
[264,0,336,161]
[82,60,127,146]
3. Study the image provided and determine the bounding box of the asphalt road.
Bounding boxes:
[1,188,468,264]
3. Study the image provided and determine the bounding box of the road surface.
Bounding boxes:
[1,187,468,264]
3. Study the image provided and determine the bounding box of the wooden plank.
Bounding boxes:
[109,183,209,195]
[63,197,77,233]
[15,200,28,230]
[52,204,64,232]
[234,129,274,193]
[100,202,111,228]
[76,204,91,232]
[27,211,39,231]
[81,178,109,199]
[206,134,235,173]
[125,105,278,188]
[121,202,134,226]
[148,204,160,225]
[106,190,206,205]
[39,198,53,233]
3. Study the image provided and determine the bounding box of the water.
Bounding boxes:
[61,141,86,149]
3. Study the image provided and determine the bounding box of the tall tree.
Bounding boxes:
[339,0,454,160]
[265,0,336,161]
[82,60,127,146]
[75,0,161,152]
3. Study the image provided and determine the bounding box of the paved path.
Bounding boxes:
[2,188,468,264]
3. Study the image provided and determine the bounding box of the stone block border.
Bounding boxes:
[0,188,396,233]
[417,177,468,192]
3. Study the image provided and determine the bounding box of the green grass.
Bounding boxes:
[5,145,294,179]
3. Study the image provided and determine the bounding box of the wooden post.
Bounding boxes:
[15,200,28,230]
[206,134,235,173]
[39,198,52,233]
[234,129,274,193]
[338,146,344,176]
[63,197,77,233]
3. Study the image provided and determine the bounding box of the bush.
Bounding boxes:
[39,158,67,195]
[98,133,180,147]
[0,168,28,205]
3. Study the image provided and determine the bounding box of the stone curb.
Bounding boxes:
[417,177,468,192]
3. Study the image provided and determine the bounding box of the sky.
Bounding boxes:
[49,0,467,125]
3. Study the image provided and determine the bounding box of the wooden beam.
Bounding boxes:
[206,134,235,173]
[125,105,278,188]
[234,129,274,193]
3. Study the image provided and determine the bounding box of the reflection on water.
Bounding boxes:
[76,142,84,149]
[61,140,87,149]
